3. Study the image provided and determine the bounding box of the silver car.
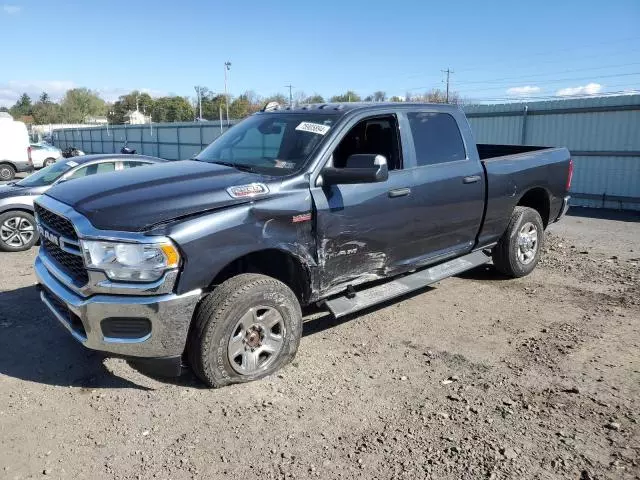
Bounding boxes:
[0,154,165,251]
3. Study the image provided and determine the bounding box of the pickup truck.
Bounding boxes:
[34,103,572,387]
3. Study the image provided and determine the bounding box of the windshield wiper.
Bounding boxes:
[210,161,255,173]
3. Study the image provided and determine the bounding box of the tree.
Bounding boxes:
[151,96,194,122]
[330,91,361,102]
[389,96,404,102]
[109,90,154,124]
[9,93,33,119]
[373,91,386,102]
[264,93,287,105]
[411,88,462,104]
[32,92,63,124]
[60,88,106,123]
[304,94,325,104]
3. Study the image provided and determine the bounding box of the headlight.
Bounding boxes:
[81,240,180,282]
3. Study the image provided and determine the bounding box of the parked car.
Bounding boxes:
[0,154,165,251]
[30,143,63,169]
[34,102,572,386]
[0,114,33,181]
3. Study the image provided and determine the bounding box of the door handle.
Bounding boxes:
[388,187,411,198]
[463,175,482,184]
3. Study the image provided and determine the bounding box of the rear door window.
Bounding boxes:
[407,112,466,166]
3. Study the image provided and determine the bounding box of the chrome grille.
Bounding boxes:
[34,204,77,240]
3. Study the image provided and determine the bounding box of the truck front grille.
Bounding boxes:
[42,239,89,285]
[34,204,78,240]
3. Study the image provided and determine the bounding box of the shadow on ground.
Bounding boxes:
[567,206,640,222]
[0,284,152,390]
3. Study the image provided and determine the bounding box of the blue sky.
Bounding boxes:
[1,0,639,106]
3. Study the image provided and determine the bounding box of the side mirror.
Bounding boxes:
[322,154,389,185]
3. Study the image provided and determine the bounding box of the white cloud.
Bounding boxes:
[506,86,541,96]
[556,83,602,96]
[0,80,76,107]
[2,4,21,14]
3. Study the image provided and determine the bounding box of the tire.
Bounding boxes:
[43,158,56,167]
[0,164,16,181]
[492,206,544,278]
[187,273,302,388]
[0,211,39,252]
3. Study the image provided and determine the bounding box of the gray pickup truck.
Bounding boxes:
[34,102,572,387]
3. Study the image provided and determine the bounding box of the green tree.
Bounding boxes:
[60,88,106,123]
[304,94,325,103]
[330,91,361,102]
[389,96,404,102]
[151,96,194,122]
[32,92,63,124]
[109,91,154,124]
[264,93,287,105]
[9,93,33,118]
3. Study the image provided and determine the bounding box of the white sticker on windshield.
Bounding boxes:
[296,122,330,135]
[66,161,78,167]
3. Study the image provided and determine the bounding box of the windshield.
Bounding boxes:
[16,159,78,187]
[195,113,338,175]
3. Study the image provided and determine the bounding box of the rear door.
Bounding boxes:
[401,109,485,264]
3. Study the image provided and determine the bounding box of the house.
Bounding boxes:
[124,110,151,125]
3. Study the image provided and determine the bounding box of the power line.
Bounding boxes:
[454,62,640,86]
[405,72,640,94]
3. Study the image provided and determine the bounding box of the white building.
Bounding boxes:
[125,110,151,125]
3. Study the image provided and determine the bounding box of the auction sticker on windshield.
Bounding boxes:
[296,122,331,135]
[66,160,79,167]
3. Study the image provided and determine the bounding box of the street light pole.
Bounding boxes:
[224,61,231,127]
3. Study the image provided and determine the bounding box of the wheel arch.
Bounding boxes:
[516,187,551,228]
[208,247,313,305]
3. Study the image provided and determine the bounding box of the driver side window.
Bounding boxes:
[332,115,402,170]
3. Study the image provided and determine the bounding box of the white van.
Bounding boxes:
[0,113,33,181]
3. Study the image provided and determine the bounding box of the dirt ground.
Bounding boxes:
[0,207,638,480]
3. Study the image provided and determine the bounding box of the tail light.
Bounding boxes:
[27,146,33,165]
[566,158,573,191]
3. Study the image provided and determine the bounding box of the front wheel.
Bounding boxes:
[492,206,544,278]
[0,211,39,252]
[187,273,302,388]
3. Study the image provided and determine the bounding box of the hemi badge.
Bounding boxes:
[226,183,269,199]
[292,213,312,223]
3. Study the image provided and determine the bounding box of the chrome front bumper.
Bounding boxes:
[35,256,201,358]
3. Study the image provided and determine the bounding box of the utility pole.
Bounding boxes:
[224,61,231,126]
[194,86,203,120]
[285,84,294,107]
[442,68,454,103]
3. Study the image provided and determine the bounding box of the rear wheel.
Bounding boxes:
[0,164,16,181]
[187,273,302,388]
[0,211,38,252]
[492,206,544,278]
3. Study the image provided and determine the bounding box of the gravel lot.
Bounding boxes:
[0,208,638,480]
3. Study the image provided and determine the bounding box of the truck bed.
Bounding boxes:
[475,144,571,248]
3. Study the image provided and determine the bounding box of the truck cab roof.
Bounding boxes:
[259,102,462,116]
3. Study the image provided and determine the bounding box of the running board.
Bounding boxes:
[325,250,491,318]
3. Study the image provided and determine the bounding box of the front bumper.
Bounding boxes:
[555,195,571,222]
[35,256,201,358]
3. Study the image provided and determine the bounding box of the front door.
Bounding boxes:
[310,113,418,295]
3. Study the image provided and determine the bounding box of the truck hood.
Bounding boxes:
[45,160,270,231]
